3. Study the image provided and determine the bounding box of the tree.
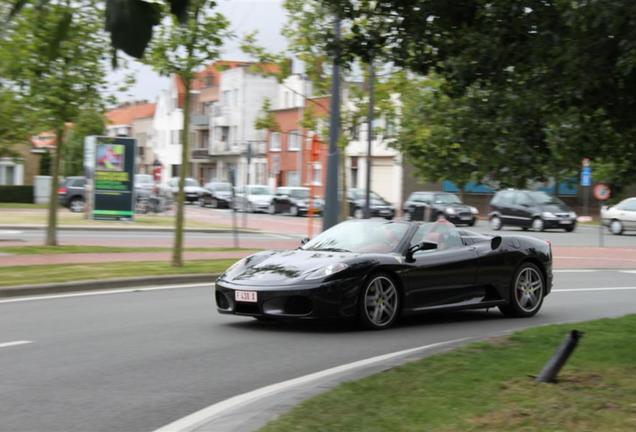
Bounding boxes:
[1,1,109,246]
[144,0,230,267]
[0,88,27,158]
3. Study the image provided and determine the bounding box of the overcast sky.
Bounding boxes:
[107,0,288,103]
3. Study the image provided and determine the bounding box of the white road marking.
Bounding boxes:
[152,337,470,432]
[620,270,636,274]
[0,283,213,304]
[0,340,32,349]
[553,286,636,293]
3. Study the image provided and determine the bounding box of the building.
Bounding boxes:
[207,65,279,186]
[105,101,156,174]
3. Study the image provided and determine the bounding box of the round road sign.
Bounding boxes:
[593,183,611,201]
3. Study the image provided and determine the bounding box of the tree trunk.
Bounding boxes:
[458,184,465,202]
[339,136,348,221]
[172,76,191,267]
[45,126,64,246]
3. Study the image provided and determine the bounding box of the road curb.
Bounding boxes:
[0,224,259,234]
[0,274,219,298]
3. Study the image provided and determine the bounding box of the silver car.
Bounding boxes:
[234,185,274,213]
[601,197,636,235]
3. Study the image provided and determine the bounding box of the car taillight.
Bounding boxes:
[57,187,67,194]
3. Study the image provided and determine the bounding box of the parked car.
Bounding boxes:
[234,184,275,213]
[402,191,478,226]
[268,187,324,216]
[601,197,636,235]
[347,188,395,219]
[489,189,577,232]
[58,176,86,212]
[134,174,154,201]
[167,177,206,203]
[199,182,233,208]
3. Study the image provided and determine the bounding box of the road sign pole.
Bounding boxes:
[599,199,604,248]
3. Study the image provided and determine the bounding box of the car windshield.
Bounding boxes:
[135,174,153,185]
[434,194,461,204]
[528,191,565,206]
[301,220,409,254]
[185,178,199,187]
[352,190,382,200]
[290,189,310,199]
[212,183,231,191]
[249,186,273,195]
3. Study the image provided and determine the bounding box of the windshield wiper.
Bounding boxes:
[305,247,352,253]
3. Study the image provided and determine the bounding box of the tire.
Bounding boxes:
[564,224,576,233]
[499,262,545,318]
[290,205,299,217]
[198,197,206,207]
[610,219,623,235]
[354,208,364,219]
[532,217,545,232]
[268,203,276,215]
[490,215,502,231]
[69,197,85,213]
[211,198,219,209]
[358,273,401,330]
[403,210,411,221]
[468,219,476,227]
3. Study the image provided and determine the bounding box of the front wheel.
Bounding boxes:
[499,262,545,318]
[353,208,364,219]
[69,198,85,213]
[610,219,623,235]
[490,215,502,231]
[358,274,400,330]
[290,205,299,217]
[532,217,545,232]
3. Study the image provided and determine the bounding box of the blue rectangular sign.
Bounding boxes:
[581,166,592,187]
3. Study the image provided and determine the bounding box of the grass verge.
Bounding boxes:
[0,259,236,287]
[261,315,636,432]
[0,245,259,255]
[0,203,48,209]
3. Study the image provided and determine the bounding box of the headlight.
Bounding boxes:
[542,212,556,218]
[305,263,349,280]
[445,207,456,215]
[569,211,577,218]
[470,206,479,215]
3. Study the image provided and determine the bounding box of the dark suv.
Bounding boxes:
[402,191,478,226]
[199,182,233,208]
[268,187,324,216]
[347,189,395,220]
[58,176,86,212]
[489,189,577,232]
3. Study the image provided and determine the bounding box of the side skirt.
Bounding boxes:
[402,299,508,316]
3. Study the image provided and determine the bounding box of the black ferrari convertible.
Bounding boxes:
[215,219,552,329]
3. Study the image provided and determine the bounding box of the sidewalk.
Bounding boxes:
[1,246,635,269]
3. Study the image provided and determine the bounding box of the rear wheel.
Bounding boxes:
[354,208,364,219]
[490,215,502,231]
[290,205,299,217]
[499,262,545,318]
[198,197,206,207]
[69,197,84,213]
[358,274,400,330]
[268,203,276,215]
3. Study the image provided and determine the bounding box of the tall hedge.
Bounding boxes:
[0,185,34,203]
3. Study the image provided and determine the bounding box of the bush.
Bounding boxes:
[0,185,34,203]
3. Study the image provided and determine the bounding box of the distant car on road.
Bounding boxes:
[216,219,552,329]
[402,191,478,225]
[268,187,324,216]
[234,184,274,213]
[134,174,154,201]
[199,182,233,208]
[601,197,636,235]
[58,176,86,212]
[489,189,577,232]
[167,177,206,204]
[347,188,395,219]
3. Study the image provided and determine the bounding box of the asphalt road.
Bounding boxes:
[1,270,636,432]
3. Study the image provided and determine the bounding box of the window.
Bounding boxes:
[287,171,299,187]
[312,163,322,185]
[270,132,281,151]
[287,130,300,151]
[0,165,16,185]
[619,199,636,211]
[222,90,230,104]
[233,89,239,105]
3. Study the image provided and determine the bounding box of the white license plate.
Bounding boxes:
[460,216,472,220]
[559,220,572,224]
[235,290,257,302]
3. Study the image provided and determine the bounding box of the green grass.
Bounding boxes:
[0,259,237,287]
[0,245,259,255]
[261,315,636,432]
[0,203,48,209]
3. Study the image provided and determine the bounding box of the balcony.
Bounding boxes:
[209,140,242,156]
[211,105,230,126]
[191,114,209,129]
[191,148,211,160]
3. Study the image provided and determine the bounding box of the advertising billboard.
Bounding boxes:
[84,136,136,220]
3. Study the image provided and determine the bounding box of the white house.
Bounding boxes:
[151,79,184,184]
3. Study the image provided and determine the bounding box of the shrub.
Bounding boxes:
[0,185,34,203]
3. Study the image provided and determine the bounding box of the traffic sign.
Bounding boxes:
[593,183,611,201]
[581,166,592,186]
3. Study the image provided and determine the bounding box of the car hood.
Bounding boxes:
[248,194,273,202]
[223,249,360,286]
[214,191,232,198]
[539,204,571,213]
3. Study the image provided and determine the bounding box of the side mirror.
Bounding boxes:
[491,236,502,250]
[406,240,437,261]
[300,237,310,246]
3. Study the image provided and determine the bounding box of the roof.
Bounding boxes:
[106,102,156,126]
